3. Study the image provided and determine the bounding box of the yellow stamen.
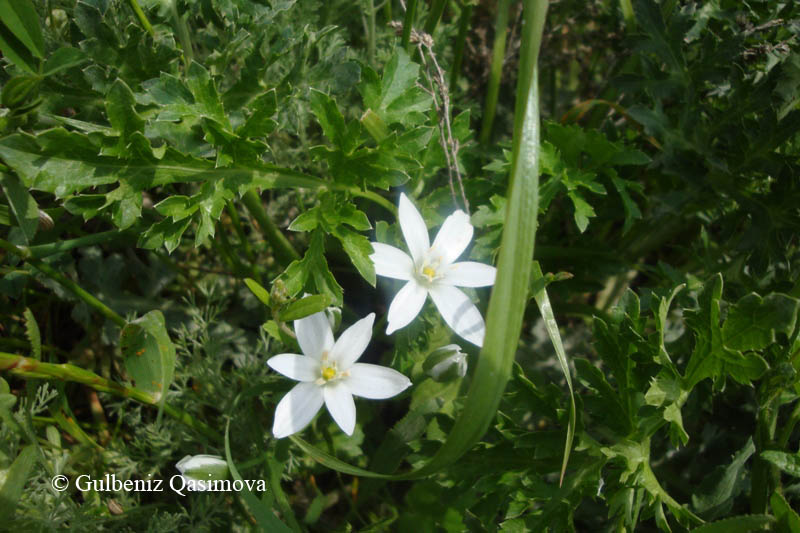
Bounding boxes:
[422,266,436,280]
[322,366,336,381]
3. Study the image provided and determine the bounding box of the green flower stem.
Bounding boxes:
[0,352,221,442]
[365,0,376,67]
[170,0,193,66]
[0,238,126,328]
[241,189,301,265]
[26,228,137,259]
[423,0,448,36]
[216,222,246,276]
[342,186,397,215]
[226,201,260,281]
[401,0,418,52]
[479,0,512,145]
[126,0,155,37]
[449,2,473,91]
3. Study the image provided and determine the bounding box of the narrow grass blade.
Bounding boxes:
[479,0,512,144]
[225,421,294,532]
[531,261,575,486]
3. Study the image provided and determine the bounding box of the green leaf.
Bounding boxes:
[237,89,279,138]
[1,75,40,109]
[761,451,800,478]
[0,129,324,199]
[684,275,769,387]
[309,89,352,152]
[0,173,39,245]
[692,438,755,515]
[333,226,376,287]
[531,262,576,484]
[771,491,800,533]
[0,22,37,73]
[23,307,40,360]
[225,421,294,533]
[0,446,38,521]
[722,293,799,352]
[42,47,87,76]
[279,294,330,322]
[105,79,146,156]
[690,515,774,533]
[120,310,177,421]
[358,49,431,126]
[154,195,196,221]
[567,191,594,233]
[244,278,271,308]
[276,230,343,306]
[0,0,44,58]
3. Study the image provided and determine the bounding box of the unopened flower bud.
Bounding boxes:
[175,454,228,489]
[424,344,468,381]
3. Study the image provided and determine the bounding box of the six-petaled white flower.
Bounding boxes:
[268,311,411,438]
[370,193,496,346]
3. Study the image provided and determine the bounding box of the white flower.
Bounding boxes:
[175,454,228,491]
[268,312,411,438]
[370,193,496,346]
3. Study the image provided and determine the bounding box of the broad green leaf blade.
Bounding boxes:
[531,261,575,486]
[761,450,800,478]
[279,294,330,322]
[42,46,87,76]
[225,421,294,533]
[120,310,176,421]
[0,0,44,58]
[722,293,799,352]
[0,173,39,244]
[0,445,38,521]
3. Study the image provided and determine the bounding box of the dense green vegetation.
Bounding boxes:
[1,0,799,530]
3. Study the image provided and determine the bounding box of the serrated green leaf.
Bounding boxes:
[63,194,106,220]
[684,275,769,387]
[0,0,44,59]
[567,191,594,233]
[120,310,176,420]
[237,89,279,138]
[333,226,375,286]
[771,491,800,533]
[310,89,350,151]
[0,446,38,521]
[279,294,330,322]
[23,307,40,360]
[0,173,39,245]
[722,293,799,352]
[358,49,431,127]
[288,208,320,232]
[690,515,774,533]
[105,79,146,155]
[154,195,196,220]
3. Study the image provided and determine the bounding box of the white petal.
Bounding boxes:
[272,382,324,439]
[323,381,356,436]
[345,363,412,399]
[386,280,428,335]
[295,311,334,359]
[430,210,473,266]
[267,353,320,382]
[443,262,496,287]
[429,284,486,347]
[398,193,430,265]
[329,313,375,369]
[370,242,414,280]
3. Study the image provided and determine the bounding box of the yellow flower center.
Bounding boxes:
[321,366,337,381]
[422,266,437,280]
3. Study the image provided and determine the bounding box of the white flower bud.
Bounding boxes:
[175,454,228,483]
[425,344,468,381]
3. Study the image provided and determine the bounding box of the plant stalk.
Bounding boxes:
[0,352,221,442]
[126,0,155,37]
[241,189,301,265]
[0,238,126,328]
[479,0,512,144]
